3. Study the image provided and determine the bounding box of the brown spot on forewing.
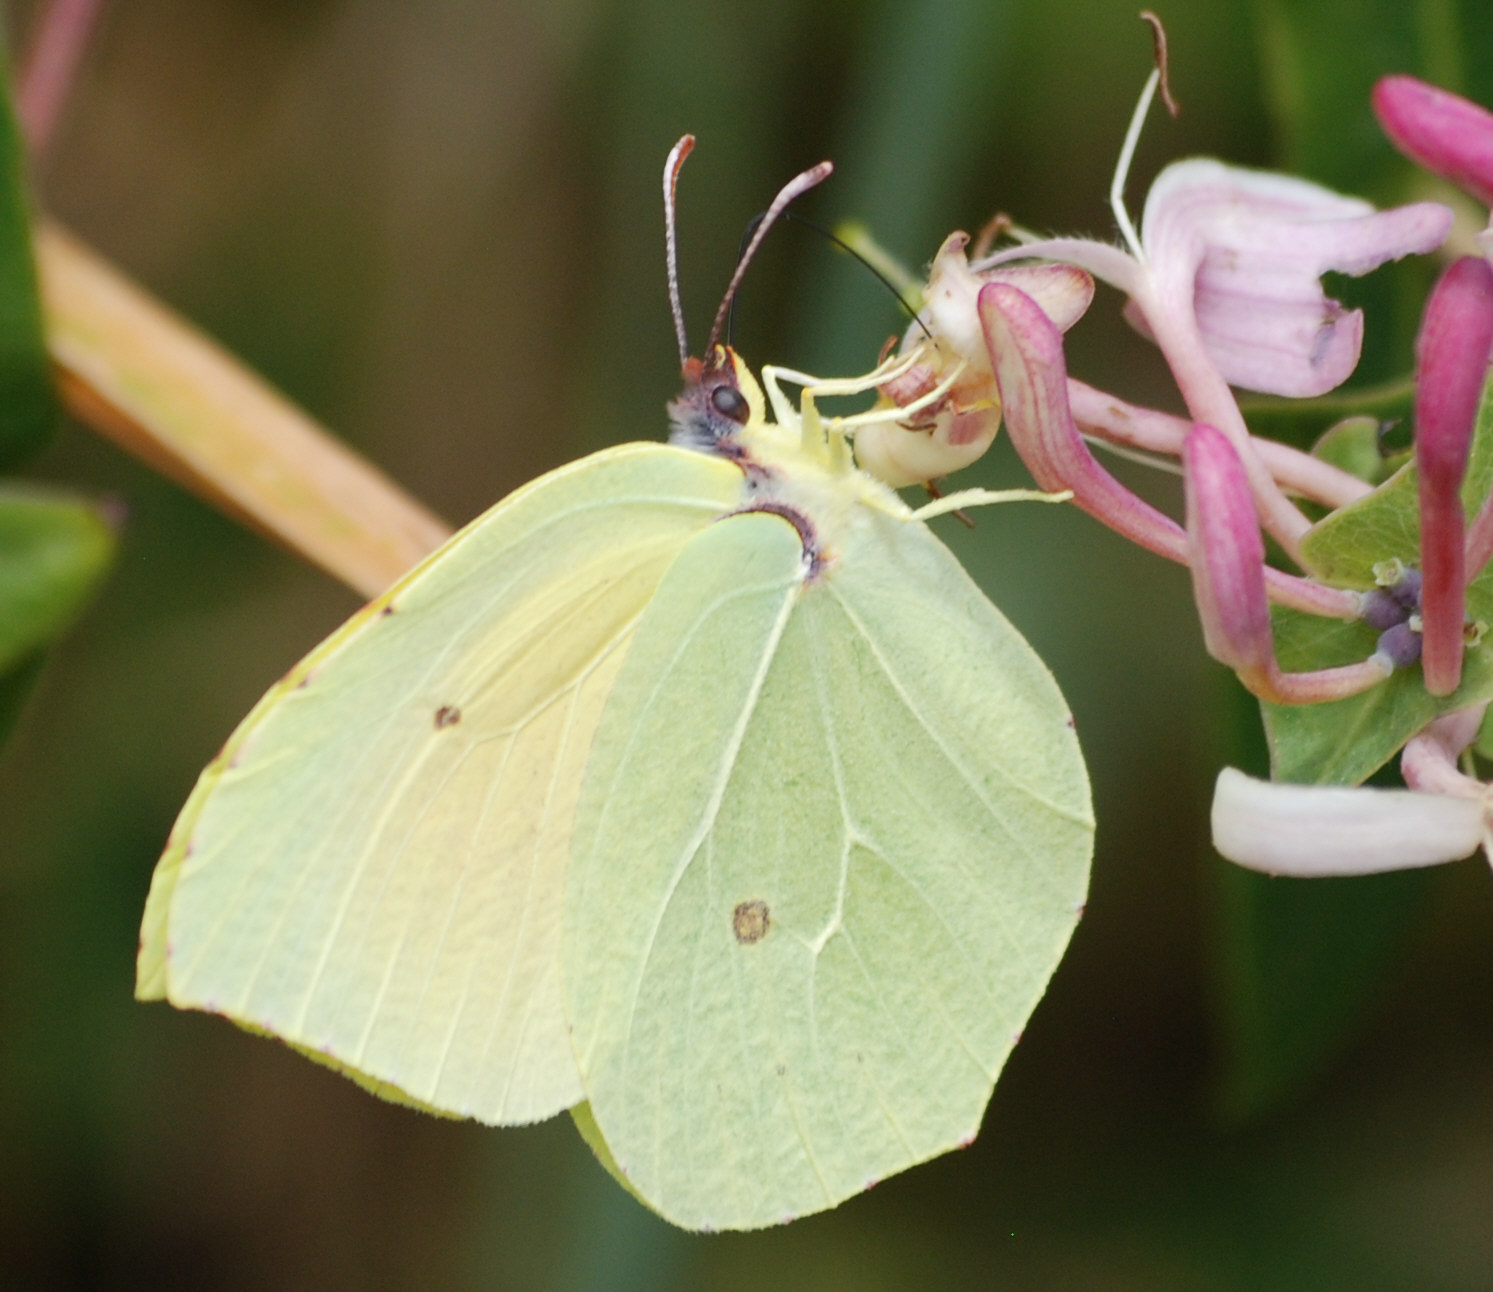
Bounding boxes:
[732,899,770,945]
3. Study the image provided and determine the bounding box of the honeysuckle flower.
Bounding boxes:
[1183,422,1392,703]
[1413,255,1493,694]
[856,234,1093,487]
[978,72,1452,560]
[1374,74,1493,260]
[1213,707,1493,876]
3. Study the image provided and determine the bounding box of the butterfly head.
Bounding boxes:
[667,346,767,455]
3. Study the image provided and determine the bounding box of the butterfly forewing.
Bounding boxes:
[139,443,743,1126]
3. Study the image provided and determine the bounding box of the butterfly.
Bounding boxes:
[136,136,1093,1231]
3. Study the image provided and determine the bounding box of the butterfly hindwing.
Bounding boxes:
[563,504,1092,1229]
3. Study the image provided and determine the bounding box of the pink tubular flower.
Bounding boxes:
[1211,766,1487,876]
[1184,424,1272,691]
[1136,160,1452,400]
[1414,256,1493,694]
[1376,76,1493,614]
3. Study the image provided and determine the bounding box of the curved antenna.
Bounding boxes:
[703,159,833,357]
[724,209,930,345]
[664,134,695,371]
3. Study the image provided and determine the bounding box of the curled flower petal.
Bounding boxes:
[915,233,1094,368]
[1415,256,1493,693]
[1374,74,1493,208]
[978,281,1188,561]
[1211,767,1485,875]
[1140,159,1453,397]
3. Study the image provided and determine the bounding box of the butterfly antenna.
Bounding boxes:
[664,134,695,371]
[703,159,833,358]
[724,209,928,345]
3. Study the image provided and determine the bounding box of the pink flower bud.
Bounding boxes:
[1183,424,1273,691]
[1374,75,1493,208]
[977,281,1189,563]
[1179,423,1393,702]
[1415,256,1493,694]
[981,282,1366,624]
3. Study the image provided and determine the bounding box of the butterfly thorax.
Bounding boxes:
[667,346,911,583]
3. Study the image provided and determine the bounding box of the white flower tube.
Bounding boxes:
[1211,767,1486,875]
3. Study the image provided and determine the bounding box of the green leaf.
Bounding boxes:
[0,487,115,676]
[1310,416,1398,488]
[0,41,57,468]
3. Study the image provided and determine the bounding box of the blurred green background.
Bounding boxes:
[2,0,1492,1287]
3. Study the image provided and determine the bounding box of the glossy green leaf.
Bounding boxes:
[0,487,114,674]
[0,40,56,468]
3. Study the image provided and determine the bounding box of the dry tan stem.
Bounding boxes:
[37,222,453,598]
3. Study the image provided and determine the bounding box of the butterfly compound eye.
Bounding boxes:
[710,383,750,424]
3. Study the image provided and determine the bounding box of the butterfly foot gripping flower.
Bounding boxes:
[854,232,1093,489]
